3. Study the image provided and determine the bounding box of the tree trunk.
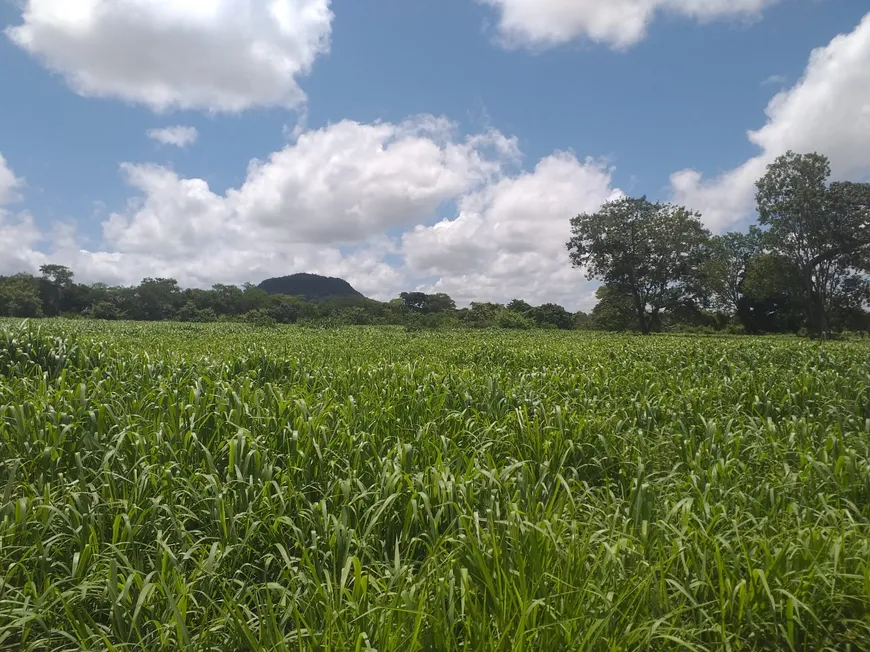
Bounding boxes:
[736,298,756,334]
[631,290,649,335]
[803,271,830,339]
[815,296,831,340]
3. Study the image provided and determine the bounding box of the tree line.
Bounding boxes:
[0,270,585,330]
[1,151,867,335]
[567,151,870,337]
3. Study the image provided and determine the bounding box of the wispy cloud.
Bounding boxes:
[761,74,787,87]
[147,126,199,148]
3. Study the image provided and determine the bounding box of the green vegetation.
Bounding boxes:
[3,151,868,336]
[568,151,870,338]
[0,269,590,332]
[1,320,868,650]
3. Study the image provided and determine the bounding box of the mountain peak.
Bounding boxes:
[257,273,364,301]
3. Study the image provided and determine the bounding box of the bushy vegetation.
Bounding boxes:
[0,271,591,332]
[0,320,868,650]
[568,151,870,338]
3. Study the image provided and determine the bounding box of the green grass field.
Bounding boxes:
[0,321,868,651]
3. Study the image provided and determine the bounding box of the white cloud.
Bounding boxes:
[0,154,45,275]
[669,161,766,232]
[4,118,612,309]
[761,73,787,87]
[0,213,45,276]
[402,153,622,309]
[148,126,199,148]
[59,239,408,301]
[478,0,777,49]
[6,0,333,113]
[1,119,623,308]
[671,12,870,232]
[0,153,23,206]
[230,118,519,244]
[102,117,519,261]
[2,117,517,300]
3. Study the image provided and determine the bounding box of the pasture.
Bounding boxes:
[0,321,868,650]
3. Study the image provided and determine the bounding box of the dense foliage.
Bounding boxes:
[0,320,868,650]
[0,270,587,331]
[567,198,710,334]
[568,151,870,336]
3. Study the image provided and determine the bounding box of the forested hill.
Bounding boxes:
[257,273,364,301]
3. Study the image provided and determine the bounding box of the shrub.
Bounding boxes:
[496,309,534,329]
[91,301,124,321]
[177,302,218,323]
[242,309,277,328]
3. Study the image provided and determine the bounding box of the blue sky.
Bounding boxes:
[1,0,869,309]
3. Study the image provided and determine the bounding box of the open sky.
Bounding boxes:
[1,0,868,309]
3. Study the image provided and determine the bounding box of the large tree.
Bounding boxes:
[135,277,182,321]
[701,228,764,314]
[740,253,807,334]
[399,292,456,313]
[588,284,637,331]
[506,299,533,314]
[756,151,870,336]
[0,274,44,318]
[38,264,75,316]
[567,197,710,334]
[530,303,575,330]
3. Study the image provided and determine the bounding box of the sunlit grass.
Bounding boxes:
[0,320,868,650]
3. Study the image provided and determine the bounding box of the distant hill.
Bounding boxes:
[257,273,365,301]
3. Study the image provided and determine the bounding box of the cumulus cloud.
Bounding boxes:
[670,12,870,232]
[4,117,617,308]
[5,0,333,113]
[148,126,199,148]
[0,154,45,275]
[102,117,519,263]
[0,153,22,206]
[403,153,622,308]
[477,0,777,49]
[229,118,520,244]
[0,117,519,299]
[0,214,45,276]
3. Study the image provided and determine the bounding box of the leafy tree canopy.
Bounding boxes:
[567,197,710,333]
